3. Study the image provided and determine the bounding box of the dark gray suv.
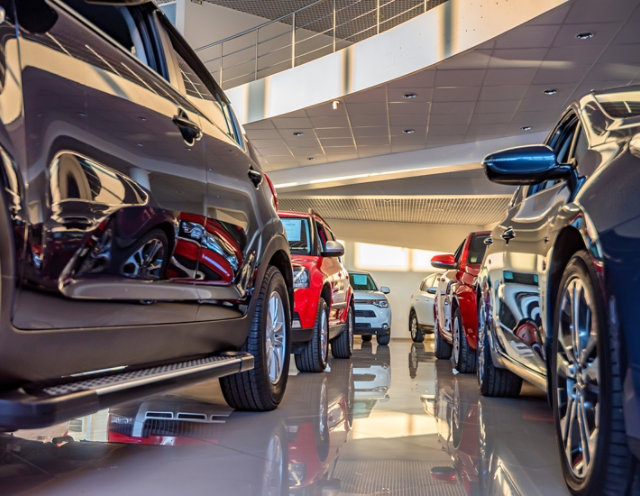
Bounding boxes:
[0,0,293,429]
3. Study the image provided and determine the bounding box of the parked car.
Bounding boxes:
[0,0,295,430]
[476,87,640,495]
[431,231,490,372]
[408,272,439,342]
[348,271,392,345]
[278,210,353,372]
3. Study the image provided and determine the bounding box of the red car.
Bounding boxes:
[278,210,354,372]
[431,231,490,373]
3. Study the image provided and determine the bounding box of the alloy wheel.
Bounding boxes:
[410,315,418,340]
[320,309,328,364]
[453,315,461,365]
[266,290,287,384]
[556,276,600,480]
[348,308,354,354]
[122,238,165,279]
[477,297,487,385]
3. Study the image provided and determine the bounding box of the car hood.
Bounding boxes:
[353,290,387,302]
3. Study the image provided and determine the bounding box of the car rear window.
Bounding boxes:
[280,217,311,255]
[350,273,377,291]
[468,234,489,264]
[595,90,640,118]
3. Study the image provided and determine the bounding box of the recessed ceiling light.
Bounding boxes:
[403,92,417,99]
[292,131,304,136]
[403,128,416,134]
[307,156,315,161]
[544,89,558,95]
[521,126,532,131]
[576,32,593,40]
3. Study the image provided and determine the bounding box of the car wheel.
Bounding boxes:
[361,334,372,342]
[116,228,168,280]
[295,298,329,372]
[376,331,390,346]
[452,307,476,373]
[409,311,424,343]
[551,250,635,496]
[434,316,452,360]
[220,266,290,411]
[476,291,522,397]
[331,304,354,358]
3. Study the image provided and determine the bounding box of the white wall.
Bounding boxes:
[328,219,484,340]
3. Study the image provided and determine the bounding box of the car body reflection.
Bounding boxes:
[423,361,559,496]
[351,342,391,418]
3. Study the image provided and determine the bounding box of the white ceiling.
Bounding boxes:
[245,0,640,171]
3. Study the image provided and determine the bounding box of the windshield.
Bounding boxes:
[280,216,312,255]
[349,273,378,291]
[468,234,489,264]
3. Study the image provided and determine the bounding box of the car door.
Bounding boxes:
[155,19,262,322]
[14,0,207,329]
[491,112,579,374]
[316,220,348,327]
[414,274,433,324]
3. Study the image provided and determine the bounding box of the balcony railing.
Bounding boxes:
[195,0,448,89]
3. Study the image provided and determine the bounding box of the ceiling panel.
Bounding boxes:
[278,195,512,225]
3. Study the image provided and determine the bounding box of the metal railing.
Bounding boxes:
[195,0,447,89]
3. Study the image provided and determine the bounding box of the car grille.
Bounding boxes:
[355,310,376,318]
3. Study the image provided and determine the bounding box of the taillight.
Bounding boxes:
[264,173,278,210]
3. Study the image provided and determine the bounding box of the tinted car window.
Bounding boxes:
[468,234,489,264]
[350,273,377,291]
[281,217,311,255]
[453,240,464,263]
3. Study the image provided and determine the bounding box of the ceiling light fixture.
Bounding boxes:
[544,89,558,95]
[307,157,315,161]
[576,32,593,40]
[332,100,340,110]
[521,126,532,131]
[403,128,416,134]
[292,131,304,136]
[403,92,417,99]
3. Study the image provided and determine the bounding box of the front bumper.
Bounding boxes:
[354,303,391,335]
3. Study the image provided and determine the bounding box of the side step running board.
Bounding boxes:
[0,352,253,430]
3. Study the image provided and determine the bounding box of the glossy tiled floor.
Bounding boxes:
[1,338,571,495]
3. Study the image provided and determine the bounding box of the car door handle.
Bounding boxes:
[501,227,515,243]
[173,109,202,145]
[248,167,263,187]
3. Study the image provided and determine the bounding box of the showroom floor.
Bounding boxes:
[1,339,571,495]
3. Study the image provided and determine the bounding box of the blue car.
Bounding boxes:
[476,86,640,496]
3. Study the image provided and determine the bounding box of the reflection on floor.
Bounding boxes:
[0,339,570,495]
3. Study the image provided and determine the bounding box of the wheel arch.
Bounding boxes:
[321,283,332,310]
[268,248,294,313]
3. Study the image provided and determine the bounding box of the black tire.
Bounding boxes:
[295,298,329,372]
[361,334,372,342]
[551,250,635,496]
[331,305,353,359]
[220,266,290,411]
[434,318,452,359]
[409,311,424,343]
[452,307,476,373]
[476,291,522,397]
[376,331,390,346]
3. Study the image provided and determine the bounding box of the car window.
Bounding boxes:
[528,115,578,196]
[349,273,378,291]
[316,222,329,251]
[61,1,157,71]
[166,33,239,144]
[572,125,597,177]
[280,217,311,255]
[453,240,465,263]
[468,234,489,264]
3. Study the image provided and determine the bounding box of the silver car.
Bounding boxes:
[408,272,439,342]
[348,271,392,345]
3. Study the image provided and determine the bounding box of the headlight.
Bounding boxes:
[293,266,309,288]
[372,299,388,308]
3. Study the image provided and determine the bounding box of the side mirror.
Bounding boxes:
[427,287,437,295]
[321,240,344,257]
[380,286,390,294]
[483,144,572,185]
[431,254,457,270]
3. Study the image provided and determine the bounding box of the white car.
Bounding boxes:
[408,272,439,342]
[348,271,392,345]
